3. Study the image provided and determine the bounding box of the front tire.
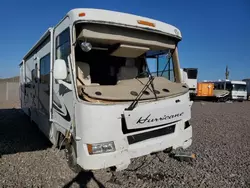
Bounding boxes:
[65,139,82,173]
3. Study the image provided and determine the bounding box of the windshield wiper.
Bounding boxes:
[126,50,173,111]
[147,50,173,101]
[126,59,158,111]
[146,64,158,100]
[125,76,155,111]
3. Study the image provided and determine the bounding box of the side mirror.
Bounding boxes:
[54,59,67,80]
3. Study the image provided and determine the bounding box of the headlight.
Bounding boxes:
[87,141,116,155]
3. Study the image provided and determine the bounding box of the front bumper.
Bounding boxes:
[77,121,192,171]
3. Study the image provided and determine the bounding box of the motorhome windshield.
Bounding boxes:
[73,23,187,102]
[232,84,246,91]
[74,24,178,85]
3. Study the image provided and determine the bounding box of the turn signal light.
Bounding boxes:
[137,20,155,27]
[79,12,86,17]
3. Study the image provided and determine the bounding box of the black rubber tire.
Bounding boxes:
[65,139,82,173]
[28,108,32,122]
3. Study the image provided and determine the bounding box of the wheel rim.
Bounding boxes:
[66,143,76,167]
[65,141,81,172]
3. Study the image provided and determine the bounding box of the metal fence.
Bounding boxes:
[0,82,19,104]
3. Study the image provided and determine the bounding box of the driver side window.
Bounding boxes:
[56,28,71,83]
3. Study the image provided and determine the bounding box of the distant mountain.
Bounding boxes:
[0,76,19,83]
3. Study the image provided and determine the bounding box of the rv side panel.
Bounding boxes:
[21,32,53,138]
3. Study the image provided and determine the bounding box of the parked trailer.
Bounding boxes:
[19,8,193,172]
[192,82,230,102]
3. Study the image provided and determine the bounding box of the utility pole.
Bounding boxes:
[224,65,229,90]
[225,65,229,80]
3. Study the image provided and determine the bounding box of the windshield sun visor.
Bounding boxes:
[77,24,177,51]
[110,44,150,58]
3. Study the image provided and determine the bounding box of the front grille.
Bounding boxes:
[127,125,175,145]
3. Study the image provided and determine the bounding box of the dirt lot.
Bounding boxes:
[1,101,250,188]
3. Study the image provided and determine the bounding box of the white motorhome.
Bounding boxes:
[19,8,193,172]
[212,80,247,101]
[180,68,198,96]
[242,78,250,100]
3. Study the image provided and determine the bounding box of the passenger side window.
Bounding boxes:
[158,56,175,82]
[146,58,157,76]
[146,55,175,82]
[40,53,50,84]
[56,28,71,83]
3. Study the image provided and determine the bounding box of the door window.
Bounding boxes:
[56,28,71,83]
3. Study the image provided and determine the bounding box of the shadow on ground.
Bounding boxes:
[0,108,51,157]
[63,170,105,188]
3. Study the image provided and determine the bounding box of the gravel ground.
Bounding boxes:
[1,101,250,188]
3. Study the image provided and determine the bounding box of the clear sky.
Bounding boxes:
[0,0,249,81]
